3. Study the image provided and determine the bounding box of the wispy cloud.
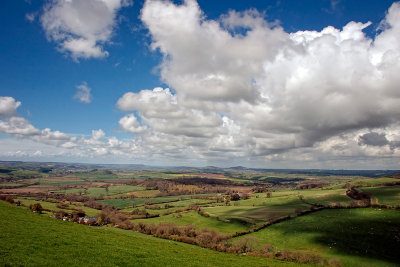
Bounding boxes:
[74,82,92,104]
[323,0,342,14]
[25,12,36,22]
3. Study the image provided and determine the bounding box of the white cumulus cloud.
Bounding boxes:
[0,97,21,117]
[40,0,131,60]
[119,114,147,133]
[133,0,400,161]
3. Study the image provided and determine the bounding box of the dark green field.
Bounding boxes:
[239,208,400,267]
[361,185,400,206]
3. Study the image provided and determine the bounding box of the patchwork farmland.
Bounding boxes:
[1,162,399,266]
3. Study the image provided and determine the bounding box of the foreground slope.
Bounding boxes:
[0,201,298,267]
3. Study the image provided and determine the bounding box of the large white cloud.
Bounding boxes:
[125,0,400,165]
[141,1,288,103]
[40,0,131,60]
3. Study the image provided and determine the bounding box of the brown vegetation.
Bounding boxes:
[84,199,106,210]
[0,195,15,204]
[345,188,371,207]
[56,201,69,209]
[97,207,133,229]
[132,222,233,251]
[131,208,160,219]
[29,203,43,213]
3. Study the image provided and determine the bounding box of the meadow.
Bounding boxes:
[0,201,295,267]
[60,185,147,197]
[361,185,400,206]
[237,208,400,267]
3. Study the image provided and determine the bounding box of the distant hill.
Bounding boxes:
[247,168,400,177]
[0,160,398,177]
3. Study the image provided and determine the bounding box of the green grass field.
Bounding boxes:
[204,194,311,225]
[158,197,213,206]
[59,185,147,197]
[327,177,399,189]
[129,170,173,180]
[238,208,400,267]
[361,185,400,206]
[131,189,161,198]
[0,201,303,267]
[0,168,45,180]
[298,189,353,207]
[100,198,141,208]
[34,177,89,186]
[134,194,193,204]
[121,197,216,214]
[0,182,25,187]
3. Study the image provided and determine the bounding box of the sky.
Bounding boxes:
[0,0,400,169]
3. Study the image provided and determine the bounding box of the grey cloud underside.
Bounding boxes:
[359,132,389,147]
[358,131,400,150]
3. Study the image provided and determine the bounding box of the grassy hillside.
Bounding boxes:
[238,208,400,267]
[0,201,300,267]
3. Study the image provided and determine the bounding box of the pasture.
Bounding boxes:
[204,194,311,225]
[60,185,146,197]
[299,188,353,207]
[238,208,400,267]
[361,185,400,207]
[0,201,295,267]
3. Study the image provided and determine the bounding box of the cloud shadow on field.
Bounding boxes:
[270,209,400,264]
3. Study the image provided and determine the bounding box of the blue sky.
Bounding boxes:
[0,0,399,168]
